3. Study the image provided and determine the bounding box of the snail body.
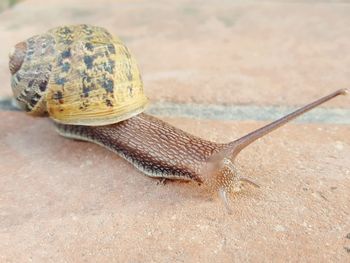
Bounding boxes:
[55,113,221,182]
[9,25,348,209]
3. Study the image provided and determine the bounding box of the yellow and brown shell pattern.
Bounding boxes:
[10,24,148,125]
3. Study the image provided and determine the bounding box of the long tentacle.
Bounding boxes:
[223,89,348,160]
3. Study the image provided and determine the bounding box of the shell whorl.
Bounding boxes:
[10,33,55,114]
[9,41,27,75]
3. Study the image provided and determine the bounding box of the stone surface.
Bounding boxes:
[0,112,349,262]
[0,0,350,262]
[0,0,350,107]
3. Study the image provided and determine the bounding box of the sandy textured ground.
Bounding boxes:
[0,0,349,262]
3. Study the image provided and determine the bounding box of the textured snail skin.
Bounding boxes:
[55,113,224,183]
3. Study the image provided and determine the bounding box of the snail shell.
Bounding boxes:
[10,24,148,125]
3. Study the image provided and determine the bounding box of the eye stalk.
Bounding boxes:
[9,41,27,75]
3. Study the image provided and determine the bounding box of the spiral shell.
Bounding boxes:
[10,24,148,125]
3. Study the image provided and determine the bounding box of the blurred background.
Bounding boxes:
[0,0,20,12]
[1,0,349,109]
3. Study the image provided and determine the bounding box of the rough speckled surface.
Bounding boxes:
[1,113,349,262]
[0,0,350,262]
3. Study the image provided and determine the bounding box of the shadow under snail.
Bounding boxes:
[9,24,348,211]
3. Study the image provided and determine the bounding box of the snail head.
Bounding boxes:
[201,150,259,213]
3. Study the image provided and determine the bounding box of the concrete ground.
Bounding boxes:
[0,0,349,262]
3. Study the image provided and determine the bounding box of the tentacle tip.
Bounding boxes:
[337,88,349,96]
[341,88,349,95]
[218,188,233,215]
[240,178,260,188]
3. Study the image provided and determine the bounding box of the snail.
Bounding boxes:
[9,24,348,211]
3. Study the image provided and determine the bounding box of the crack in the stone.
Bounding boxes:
[0,98,20,111]
[148,102,350,124]
[0,98,349,124]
